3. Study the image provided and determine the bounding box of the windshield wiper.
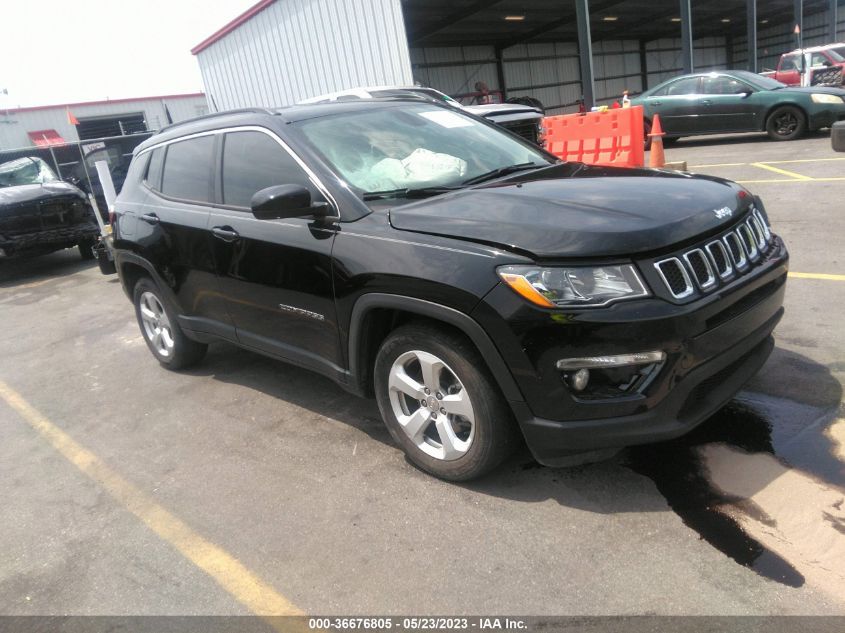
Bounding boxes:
[461,162,545,186]
[362,186,461,201]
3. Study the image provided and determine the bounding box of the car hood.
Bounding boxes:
[388,164,748,258]
[774,85,845,96]
[0,181,86,210]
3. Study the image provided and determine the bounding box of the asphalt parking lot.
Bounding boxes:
[1,131,844,618]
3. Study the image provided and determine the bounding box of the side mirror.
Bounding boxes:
[250,184,330,220]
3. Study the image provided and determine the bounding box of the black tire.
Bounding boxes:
[373,322,519,481]
[766,105,806,141]
[133,277,207,370]
[644,120,679,150]
[77,238,96,260]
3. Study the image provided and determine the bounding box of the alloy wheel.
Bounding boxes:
[138,291,175,358]
[387,350,475,461]
[774,112,798,136]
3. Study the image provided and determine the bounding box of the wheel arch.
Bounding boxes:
[347,294,524,405]
[762,101,808,132]
[115,252,178,310]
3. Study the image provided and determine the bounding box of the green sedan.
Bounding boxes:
[631,70,845,142]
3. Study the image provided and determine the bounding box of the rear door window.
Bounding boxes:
[653,77,700,96]
[221,131,317,209]
[665,77,701,95]
[160,136,214,203]
[701,76,750,95]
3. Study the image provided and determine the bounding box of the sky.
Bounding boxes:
[0,0,258,108]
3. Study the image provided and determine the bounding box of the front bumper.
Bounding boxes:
[514,322,777,466]
[0,222,100,258]
[472,236,788,466]
[808,105,845,130]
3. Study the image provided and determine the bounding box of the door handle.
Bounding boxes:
[651,100,662,106]
[212,226,240,242]
[140,213,160,224]
[702,99,713,105]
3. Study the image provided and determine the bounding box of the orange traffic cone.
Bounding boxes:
[649,114,666,169]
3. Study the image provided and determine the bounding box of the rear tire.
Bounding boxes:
[133,277,207,370]
[766,105,806,141]
[374,322,519,481]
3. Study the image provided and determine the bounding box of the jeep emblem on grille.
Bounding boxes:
[713,206,733,219]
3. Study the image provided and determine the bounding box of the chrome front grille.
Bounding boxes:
[652,209,775,300]
[705,240,732,279]
[655,257,694,299]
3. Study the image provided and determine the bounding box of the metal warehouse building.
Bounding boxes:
[0,93,208,151]
[192,0,845,115]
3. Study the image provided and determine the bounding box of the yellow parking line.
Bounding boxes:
[788,272,845,281]
[690,157,845,169]
[737,177,845,183]
[688,162,748,168]
[0,379,302,618]
[765,157,845,164]
[750,162,813,180]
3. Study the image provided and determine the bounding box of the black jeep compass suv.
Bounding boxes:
[112,99,788,480]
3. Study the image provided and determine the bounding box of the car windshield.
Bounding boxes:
[0,156,59,189]
[827,47,845,62]
[728,70,788,91]
[294,104,553,201]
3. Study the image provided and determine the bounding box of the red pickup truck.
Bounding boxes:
[762,43,845,86]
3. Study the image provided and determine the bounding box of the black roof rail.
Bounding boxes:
[157,107,276,134]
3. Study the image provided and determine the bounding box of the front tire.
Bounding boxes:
[77,238,96,260]
[766,106,806,141]
[133,277,207,370]
[374,323,519,481]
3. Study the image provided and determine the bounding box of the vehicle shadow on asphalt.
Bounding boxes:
[0,249,95,288]
[465,347,842,589]
[471,346,843,500]
[671,129,830,149]
[189,339,843,497]
[183,343,392,448]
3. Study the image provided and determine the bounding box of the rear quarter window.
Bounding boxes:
[160,136,215,203]
[144,148,164,191]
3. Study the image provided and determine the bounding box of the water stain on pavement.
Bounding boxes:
[625,401,806,588]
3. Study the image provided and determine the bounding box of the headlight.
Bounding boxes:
[810,93,844,104]
[498,264,649,308]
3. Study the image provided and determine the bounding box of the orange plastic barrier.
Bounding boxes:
[542,105,645,168]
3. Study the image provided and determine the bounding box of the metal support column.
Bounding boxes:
[726,34,734,70]
[831,0,839,43]
[680,0,694,74]
[639,40,648,93]
[746,0,757,73]
[494,46,507,101]
[794,0,803,49]
[575,0,595,110]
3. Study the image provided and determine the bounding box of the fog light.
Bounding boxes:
[557,351,666,399]
[567,368,590,392]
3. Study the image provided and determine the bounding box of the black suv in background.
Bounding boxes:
[112,100,788,480]
[0,156,99,260]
